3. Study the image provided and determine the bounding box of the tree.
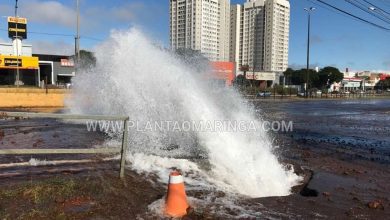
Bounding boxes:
[174,48,209,73]
[71,50,96,68]
[240,65,250,87]
[289,68,316,86]
[283,68,294,85]
[311,66,343,89]
[283,66,342,89]
[385,78,390,89]
[80,50,96,68]
[306,69,319,88]
[321,66,343,84]
[314,66,343,89]
[235,74,250,87]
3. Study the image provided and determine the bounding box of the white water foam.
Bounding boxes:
[67,28,301,197]
[28,158,55,166]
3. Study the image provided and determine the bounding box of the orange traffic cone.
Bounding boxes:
[165,170,189,217]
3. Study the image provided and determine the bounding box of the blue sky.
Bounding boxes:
[0,0,389,71]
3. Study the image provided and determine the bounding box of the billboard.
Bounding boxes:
[210,62,236,86]
[246,72,275,81]
[3,57,22,67]
[0,55,39,69]
[61,59,75,67]
[8,16,27,39]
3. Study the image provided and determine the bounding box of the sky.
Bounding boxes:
[0,0,389,71]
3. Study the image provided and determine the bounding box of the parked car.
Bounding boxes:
[297,92,305,97]
[256,91,272,97]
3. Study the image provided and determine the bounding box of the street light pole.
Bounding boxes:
[304,7,315,98]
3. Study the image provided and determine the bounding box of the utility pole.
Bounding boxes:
[304,7,315,98]
[15,0,20,87]
[75,0,80,67]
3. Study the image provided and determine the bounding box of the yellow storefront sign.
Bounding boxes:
[0,55,39,69]
[7,17,27,24]
[8,16,28,39]
[8,28,27,33]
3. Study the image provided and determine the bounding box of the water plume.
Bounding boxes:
[67,28,300,197]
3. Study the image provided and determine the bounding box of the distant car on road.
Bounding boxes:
[297,92,305,97]
[256,91,272,97]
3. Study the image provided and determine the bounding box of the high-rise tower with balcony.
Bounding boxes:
[169,0,230,61]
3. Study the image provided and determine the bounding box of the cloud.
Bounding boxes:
[0,1,143,32]
[31,40,74,55]
[111,2,144,22]
[83,2,145,30]
[0,31,73,55]
[18,0,77,28]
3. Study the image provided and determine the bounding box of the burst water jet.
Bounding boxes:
[67,28,301,197]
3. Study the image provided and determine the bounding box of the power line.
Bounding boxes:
[360,0,390,23]
[378,0,390,8]
[307,0,360,21]
[0,28,102,41]
[313,0,390,31]
[307,0,379,24]
[361,0,390,16]
[80,35,103,41]
[345,0,390,24]
[28,31,74,37]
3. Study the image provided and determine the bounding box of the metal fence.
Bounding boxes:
[0,111,129,178]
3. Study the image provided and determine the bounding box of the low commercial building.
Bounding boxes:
[33,54,75,87]
[341,77,362,91]
[0,42,40,86]
[364,74,381,90]
[0,43,75,87]
[343,69,390,90]
[0,16,76,88]
[245,71,276,89]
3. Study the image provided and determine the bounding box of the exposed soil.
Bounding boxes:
[0,166,164,219]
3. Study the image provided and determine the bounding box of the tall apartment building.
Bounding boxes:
[229,0,290,72]
[169,0,230,61]
[264,0,290,72]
